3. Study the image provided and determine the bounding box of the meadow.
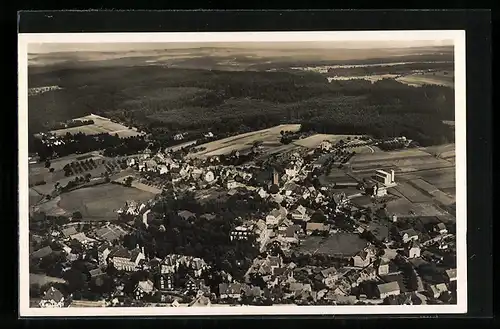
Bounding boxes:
[28,60,455,148]
[45,114,144,138]
[56,184,155,220]
[396,70,454,88]
[187,124,301,158]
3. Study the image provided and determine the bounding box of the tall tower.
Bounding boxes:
[390,170,395,183]
[272,168,279,186]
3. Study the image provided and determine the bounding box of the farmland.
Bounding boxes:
[292,134,361,149]
[30,273,66,286]
[113,175,163,194]
[396,70,454,88]
[187,124,301,158]
[28,56,455,148]
[42,114,144,138]
[316,142,456,221]
[327,74,399,83]
[56,184,155,220]
[27,150,139,203]
[349,148,454,175]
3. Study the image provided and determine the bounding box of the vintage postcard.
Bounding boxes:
[18,31,466,316]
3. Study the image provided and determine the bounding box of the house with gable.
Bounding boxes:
[156,273,174,291]
[39,287,65,308]
[377,281,401,299]
[321,266,341,288]
[400,228,419,244]
[445,268,457,282]
[135,279,155,300]
[427,283,448,299]
[284,225,302,244]
[352,249,372,268]
[434,222,448,235]
[291,205,310,222]
[266,208,287,227]
[219,283,243,300]
[160,255,179,274]
[305,222,330,235]
[404,240,421,258]
[108,246,145,272]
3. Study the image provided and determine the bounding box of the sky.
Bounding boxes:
[29,40,454,54]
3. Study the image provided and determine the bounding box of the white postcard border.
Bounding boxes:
[18,30,467,317]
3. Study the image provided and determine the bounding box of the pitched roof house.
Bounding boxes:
[219,283,242,299]
[427,283,448,299]
[109,246,145,272]
[61,226,78,238]
[377,281,401,299]
[400,228,419,243]
[445,268,457,282]
[30,246,53,260]
[305,222,330,235]
[135,279,155,299]
[39,287,65,308]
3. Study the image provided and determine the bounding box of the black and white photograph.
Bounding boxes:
[18,31,466,316]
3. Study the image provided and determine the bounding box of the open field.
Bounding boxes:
[43,114,144,138]
[385,197,452,219]
[396,70,454,88]
[296,234,368,257]
[29,188,44,205]
[187,124,301,158]
[34,196,66,216]
[393,182,433,203]
[113,175,163,194]
[48,184,155,220]
[429,190,455,206]
[30,273,66,286]
[350,147,454,175]
[327,74,400,83]
[165,140,198,152]
[345,144,456,216]
[292,133,361,149]
[28,152,129,200]
[422,143,455,162]
[29,151,105,183]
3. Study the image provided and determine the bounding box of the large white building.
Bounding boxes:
[374,169,396,186]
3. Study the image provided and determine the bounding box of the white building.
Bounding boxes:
[406,241,421,258]
[226,179,239,190]
[142,209,154,228]
[159,165,169,175]
[230,226,252,241]
[319,140,333,151]
[173,133,185,141]
[204,171,215,183]
[374,169,396,186]
[109,246,146,272]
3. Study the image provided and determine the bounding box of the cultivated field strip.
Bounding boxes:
[188,124,301,158]
[47,114,143,138]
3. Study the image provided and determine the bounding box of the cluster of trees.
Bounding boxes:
[121,191,272,283]
[49,119,95,131]
[29,180,47,187]
[30,66,455,152]
[326,62,454,77]
[378,139,419,151]
[63,158,98,176]
[279,130,301,145]
[60,174,92,192]
[32,131,149,161]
